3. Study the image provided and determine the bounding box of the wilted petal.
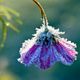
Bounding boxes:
[18,45,39,65]
[34,45,58,69]
[54,42,76,65]
[38,46,48,69]
[59,38,77,56]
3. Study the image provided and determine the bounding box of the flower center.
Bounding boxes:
[36,31,56,47]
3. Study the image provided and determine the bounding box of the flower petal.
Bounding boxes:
[54,42,76,65]
[18,45,39,65]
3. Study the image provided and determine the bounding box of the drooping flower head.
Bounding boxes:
[18,0,78,70]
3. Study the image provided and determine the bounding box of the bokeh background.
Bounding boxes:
[0,0,80,80]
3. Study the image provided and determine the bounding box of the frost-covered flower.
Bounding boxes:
[18,0,78,70]
[18,21,78,69]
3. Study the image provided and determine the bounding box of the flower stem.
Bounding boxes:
[33,0,48,27]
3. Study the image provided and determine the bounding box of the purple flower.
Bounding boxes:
[18,22,78,70]
[18,0,78,70]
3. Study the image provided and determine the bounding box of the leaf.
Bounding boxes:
[14,18,23,25]
[2,6,20,17]
[0,5,20,21]
[0,26,7,48]
[0,6,12,20]
[0,2,22,48]
[5,22,20,33]
[0,17,7,48]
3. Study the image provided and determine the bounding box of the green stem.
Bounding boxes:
[0,17,7,48]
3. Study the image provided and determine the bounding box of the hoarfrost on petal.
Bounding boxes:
[47,26,65,36]
[19,37,37,55]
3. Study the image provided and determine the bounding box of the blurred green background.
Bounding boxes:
[0,0,80,80]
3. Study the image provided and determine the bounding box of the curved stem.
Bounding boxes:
[33,0,48,27]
